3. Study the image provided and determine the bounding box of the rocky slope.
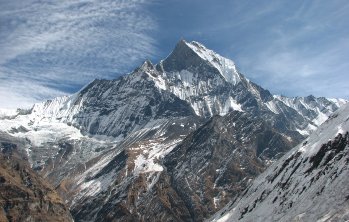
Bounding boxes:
[210,103,349,222]
[0,40,347,221]
[68,110,300,221]
[0,132,73,222]
[164,111,300,221]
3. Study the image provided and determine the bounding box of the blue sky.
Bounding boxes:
[1,0,348,108]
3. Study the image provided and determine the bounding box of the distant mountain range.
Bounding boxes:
[0,40,347,221]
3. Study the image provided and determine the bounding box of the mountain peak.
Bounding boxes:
[162,39,242,85]
[174,39,209,52]
[140,59,154,71]
[176,38,188,47]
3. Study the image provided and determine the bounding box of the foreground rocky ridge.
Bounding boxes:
[0,132,73,222]
[210,103,349,222]
[0,40,347,221]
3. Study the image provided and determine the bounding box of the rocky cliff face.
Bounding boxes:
[0,132,73,222]
[0,40,347,221]
[210,104,349,222]
[164,111,299,221]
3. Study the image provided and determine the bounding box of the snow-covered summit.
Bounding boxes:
[160,39,242,85]
[184,40,241,85]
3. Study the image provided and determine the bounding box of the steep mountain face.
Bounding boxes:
[157,40,243,117]
[210,103,349,222]
[0,40,347,221]
[0,132,73,222]
[29,66,197,138]
[164,111,299,221]
[68,111,299,222]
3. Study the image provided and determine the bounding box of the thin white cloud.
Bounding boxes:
[234,1,349,99]
[0,0,157,108]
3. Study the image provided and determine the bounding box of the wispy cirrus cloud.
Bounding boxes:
[0,0,157,108]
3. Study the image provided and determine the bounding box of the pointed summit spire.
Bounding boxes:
[162,39,214,73]
[162,39,242,85]
[177,38,187,46]
[141,59,153,70]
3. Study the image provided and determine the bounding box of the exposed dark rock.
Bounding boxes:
[163,111,299,221]
[306,132,348,173]
[0,134,73,222]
